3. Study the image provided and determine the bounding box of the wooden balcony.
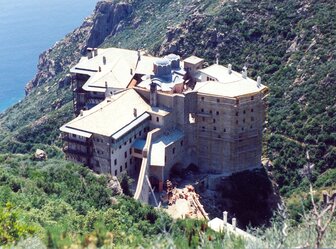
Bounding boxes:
[63,146,92,157]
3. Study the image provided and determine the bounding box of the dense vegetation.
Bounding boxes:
[153,0,336,197]
[0,154,249,248]
[0,0,335,247]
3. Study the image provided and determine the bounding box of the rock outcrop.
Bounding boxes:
[34,149,47,160]
[25,0,133,94]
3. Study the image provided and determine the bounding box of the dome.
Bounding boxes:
[164,54,180,69]
[153,58,172,77]
[154,58,170,66]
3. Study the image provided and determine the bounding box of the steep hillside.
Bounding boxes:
[0,0,335,247]
[150,0,336,195]
[0,0,335,218]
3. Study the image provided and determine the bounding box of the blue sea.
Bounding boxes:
[0,0,98,112]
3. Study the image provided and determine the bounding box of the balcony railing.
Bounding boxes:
[62,135,90,145]
[63,146,91,157]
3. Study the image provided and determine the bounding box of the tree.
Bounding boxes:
[309,185,336,248]
[0,203,36,245]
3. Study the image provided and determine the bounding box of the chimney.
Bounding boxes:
[257,76,261,87]
[150,82,158,107]
[105,81,112,99]
[80,110,84,116]
[130,68,133,75]
[133,108,137,117]
[98,66,101,72]
[103,56,107,65]
[138,50,141,61]
[93,48,98,57]
[216,54,219,65]
[232,218,237,231]
[228,64,232,74]
[242,66,247,79]
[223,211,228,225]
[87,48,93,59]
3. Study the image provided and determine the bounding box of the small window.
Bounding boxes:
[201,97,204,101]
[173,147,175,154]
[134,134,136,139]
[217,99,220,103]
[129,148,132,154]
[202,126,205,131]
[139,131,142,136]
[119,145,121,149]
[114,159,117,165]
[120,166,122,172]
[201,109,204,112]
[213,119,216,123]
[210,110,212,114]
[250,125,253,129]
[224,128,226,132]
[251,108,254,112]
[72,134,76,138]
[124,151,127,158]
[149,116,152,121]
[216,111,219,116]
[214,126,217,130]
[218,135,221,138]
[251,96,254,100]
[129,138,132,143]
[243,110,246,114]
[112,150,114,154]
[180,140,184,146]
[236,112,239,116]
[243,119,245,123]
[124,142,126,146]
[130,158,133,164]
[156,117,159,122]
[125,162,127,169]
[115,170,117,176]
[242,127,244,131]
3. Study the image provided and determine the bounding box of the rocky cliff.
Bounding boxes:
[25,0,133,94]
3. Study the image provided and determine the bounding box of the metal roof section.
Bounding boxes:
[133,139,146,151]
[111,112,150,140]
[59,126,92,138]
[147,106,170,117]
[150,129,184,167]
[134,55,157,75]
[61,89,150,137]
[195,64,267,97]
[70,47,139,92]
[194,80,267,97]
[199,64,259,84]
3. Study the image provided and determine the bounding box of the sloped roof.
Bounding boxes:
[196,64,267,97]
[194,80,267,98]
[70,48,139,92]
[60,89,150,137]
[184,55,204,65]
[150,129,184,166]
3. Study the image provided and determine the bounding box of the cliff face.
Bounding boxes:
[25,0,132,94]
